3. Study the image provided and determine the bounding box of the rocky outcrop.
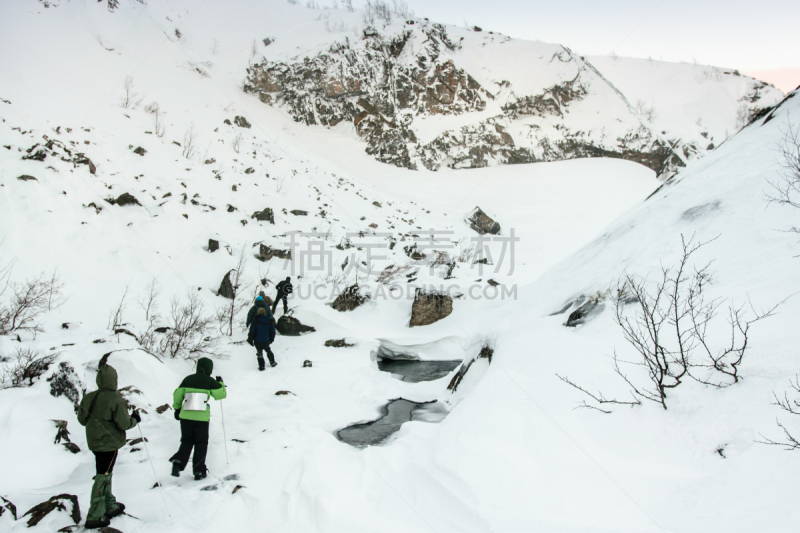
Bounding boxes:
[108,192,140,206]
[251,208,274,224]
[208,239,219,252]
[22,494,80,527]
[52,419,80,454]
[325,338,354,348]
[331,284,368,312]
[259,244,291,261]
[244,22,702,177]
[218,270,235,299]
[466,207,500,235]
[409,289,453,327]
[133,146,146,156]
[16,174,37,181]
[234,115,251,128]
[276,315,315,336]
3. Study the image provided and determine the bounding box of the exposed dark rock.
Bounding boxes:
[208,239,219,252]
[276,315,315,336]
[409,289,453,327]
[372,201,382,207]
[565,299,604,327]
[234,116,251,128]
[108,192,141,207]
[223,119,232,125]
[17,174,37,181]
[447,345,493,392]
[23,148,47,161]
[275,390,295,395]
[245,167,255,174]
[22,494,80,527]
[155,404,171,414]
[218,270,235,299]
[251,208,275,224]
[133,146,146,156]
[466,207,500,235]
[1,495,17,521]
[204,157,216,164]
[227,204,236,212]
[325,339,354,348]
[487,279,499,287]
[303,360,312,368]
[74,154,96,174]
[154,326,171,333]
[259,244,291,261]
[331,284,368,312]
[290,209,308,216]
[48,362,84,410]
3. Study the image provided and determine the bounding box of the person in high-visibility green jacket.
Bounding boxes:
[169,357,226,480]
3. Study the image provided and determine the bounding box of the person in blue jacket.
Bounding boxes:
[248,307,276,370]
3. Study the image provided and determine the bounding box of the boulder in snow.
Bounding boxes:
[409,289,452,327]
[466,206,500,235]
[16,174,37,181]
[218,270,235,299]
[259,243,291,261]
[22,494,80,527]
[234,115,251,128]
[208,239,220,252]
[133,146,146,156]
[331,284,368,312]
[276,315,315,336]
[108,192,141,207]
[251,208,275,224]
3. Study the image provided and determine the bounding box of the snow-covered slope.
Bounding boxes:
[1,1,799,532]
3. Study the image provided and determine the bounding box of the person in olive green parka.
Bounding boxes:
[170,357,226,480]
[77,361,141,529]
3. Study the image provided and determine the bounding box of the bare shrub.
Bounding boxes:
[373,0,391,23]
[232,133,243,154]
[216,245,250,336]
[137,277,161,323]
[150,106,166,138]
[342,0,353,10]
[559,235,778,411]
[157,291,220,360]
[634,99,656,124]
[0,348,57,389]
[759,376,800,450]
[182,124,198,159]
[121,75,139,109]
[0,272,66,335]
[107,286,130,331]
[767,121,800,233]
[376,264,411,284]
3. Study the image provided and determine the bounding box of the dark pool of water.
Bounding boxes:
[377,359,462,382]
[337,399,446,447]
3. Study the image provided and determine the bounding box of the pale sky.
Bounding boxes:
[399,0,800,93]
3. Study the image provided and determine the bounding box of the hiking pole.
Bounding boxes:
[220,401,229,465]
[137,417,171,518]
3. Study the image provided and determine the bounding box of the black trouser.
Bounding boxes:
[255,342,275,366]
[94,450,118,475]
[170,420,209,475]
[272,294,288,314]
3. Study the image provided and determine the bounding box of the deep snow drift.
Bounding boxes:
[1,1,799,532]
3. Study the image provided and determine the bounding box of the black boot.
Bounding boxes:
[257,356,266,371]
[106,502,126,519]
[194,470,207,481]
[85,516,111,529]
[171,460,181,477]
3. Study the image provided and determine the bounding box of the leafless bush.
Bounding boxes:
[376,264,411,284]
[137,277,161,322]
[107,286,130,331]
[121,75,140,109]
[373,0,392,23]
[758,376,800,450]
[634,99,656,124]
[324,16,349,32]
[342,0,353,10]
[0,271,66,335]
[390,0,411,17]
[216,245,250,336]
[232,133,243,154]
[145,103,166,138]
[276,175,286,193]
[456,238,476,263]
[767,121,800,233]
[0,348,57,389]
[183,124,198,159]
[559,235,778,411]
[157,291,220,360]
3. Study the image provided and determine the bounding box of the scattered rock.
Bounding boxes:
[155,404,171,414]
[368,222,378,228]
[22,494,80,527]
[218,270,235,299]
[232,485,245,494]
[223,119,232,125]
[487,279,499,287]
[325,339,354,348]
[276,315,315,336]
[466,206,500,235]
[128,437,148,446]
[259,243,292,261]
[303,360,313,368]
[227,204,236,212]
[331,284,368,312]
[275,390,295,395]
[204,158,216,165]
[208,239,219,252]
[372,201,382,207]
[251,208,275,224]
[1,496,17,521]
[61,323,70,329]
[290,209,308,216]
[564,299,604,327]
[75,155,96,174]
[108,192,141,207]
[133,146,146,156]
[245,167,255,174]
[409,289,453,327]
[23,148,47,161]
[448,345,493,392]
[17,174,37,181]
[154,326,171,333]
[234,116,251,128]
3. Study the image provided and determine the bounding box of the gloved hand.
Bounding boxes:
[131,411,142,423]
[216,375,224,383]
[174,408,181,421]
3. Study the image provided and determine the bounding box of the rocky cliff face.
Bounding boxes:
[244,20,775,178]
